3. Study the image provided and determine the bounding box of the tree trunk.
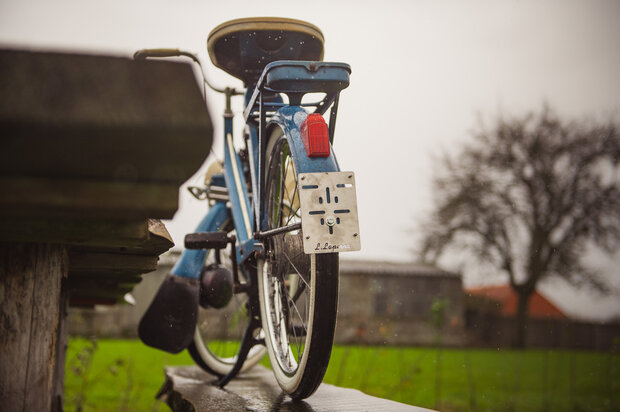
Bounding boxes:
[514,289,532,348]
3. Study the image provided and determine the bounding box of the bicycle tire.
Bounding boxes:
[257,124,339,399]
[187,221,266,377]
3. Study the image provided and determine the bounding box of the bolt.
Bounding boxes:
[305,236,310,240]
[348,175,352,178]
[353,233,358,237]
[301,176,305,181]
[326,216,336,227]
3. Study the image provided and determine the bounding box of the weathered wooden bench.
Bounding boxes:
[0,49,212,411]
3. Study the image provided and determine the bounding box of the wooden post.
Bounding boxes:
[0,243,68,412]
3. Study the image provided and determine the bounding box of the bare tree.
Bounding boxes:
[420,106,620,347]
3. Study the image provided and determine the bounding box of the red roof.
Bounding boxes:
[466,285,567,319]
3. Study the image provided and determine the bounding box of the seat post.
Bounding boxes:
[224,87,234,118]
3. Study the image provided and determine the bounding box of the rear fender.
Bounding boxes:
[268,106,340,176]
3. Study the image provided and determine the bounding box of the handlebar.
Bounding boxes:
[133,48,185,60]
[133,48,242,96]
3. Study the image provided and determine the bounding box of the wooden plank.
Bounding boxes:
[71,219,175,256]
[1,218,172,305]
[0,243,67,412]
[0,49,212,187]
[144,219,175,255]
[66,250,157,304]
[1,177,180,219]
[0,217,149,247]
[69,251,159,274]
[0,49,200,409]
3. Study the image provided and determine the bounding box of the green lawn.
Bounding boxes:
[324,346,619,412]
[64,338,619,412]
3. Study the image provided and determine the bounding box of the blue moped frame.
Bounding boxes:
[172,104,340,280]
[140,59,351,378]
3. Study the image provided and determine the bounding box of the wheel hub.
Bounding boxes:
[269,231,310,277]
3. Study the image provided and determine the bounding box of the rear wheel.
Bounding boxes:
[257,125,339,399]
[188,223,266,377]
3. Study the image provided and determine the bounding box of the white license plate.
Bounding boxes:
[298,171,361,254]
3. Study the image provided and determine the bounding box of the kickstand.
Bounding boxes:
[218,269,264,387]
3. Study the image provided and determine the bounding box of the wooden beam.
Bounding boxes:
[0,48,207,410]
[0,217,150,247]
[69,251,159,274]
[0,49,212,189]
[0,243,67,412]
[1,177,180,219]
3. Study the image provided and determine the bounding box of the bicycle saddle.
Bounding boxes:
[207,17,324,86]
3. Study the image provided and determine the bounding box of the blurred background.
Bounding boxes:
[3,0,617,320]
[2,1,619,410]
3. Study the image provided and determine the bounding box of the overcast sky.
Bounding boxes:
[2,0,619,320]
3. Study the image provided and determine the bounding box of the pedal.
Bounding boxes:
[298,171,361,254]
[184,231,230,250]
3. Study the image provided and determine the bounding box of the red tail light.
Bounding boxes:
[301,113,330,157]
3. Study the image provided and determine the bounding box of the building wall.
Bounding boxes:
[335,271,466,346]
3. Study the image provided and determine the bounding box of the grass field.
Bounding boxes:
[64,338,619,412]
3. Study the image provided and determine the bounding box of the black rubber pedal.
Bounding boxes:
[185,231,229,250]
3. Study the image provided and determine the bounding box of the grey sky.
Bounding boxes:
[2,0,619,320]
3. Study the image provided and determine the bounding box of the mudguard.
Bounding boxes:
[138,201,230,353]
[269,106,361,254]
[138,274,200,353]
[269,106,340,176]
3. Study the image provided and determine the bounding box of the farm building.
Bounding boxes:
[336,259,465,346]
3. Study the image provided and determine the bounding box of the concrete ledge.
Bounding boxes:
[159,365,435,412]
